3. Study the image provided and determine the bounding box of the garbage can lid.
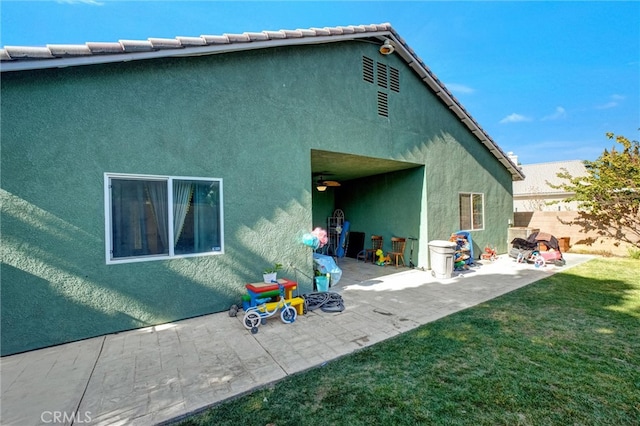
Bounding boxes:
[428,240,457,248]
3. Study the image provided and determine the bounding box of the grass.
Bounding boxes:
[174,258,640,426]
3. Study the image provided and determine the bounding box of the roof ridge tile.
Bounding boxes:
[46,44,92,57]
[309,27,331,36]
[86,42,124,54]
[176,36,207,46]
[263,30,287,39]
[337,26,356,34]
[200,35,230,44]
[297,28,316,37]
[148,38,183,49]
[244,32,269,41]
[119,39,154,52]
[223,33,251,43]
[4,46,54,59]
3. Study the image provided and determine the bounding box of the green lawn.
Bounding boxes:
[174,258,640,426]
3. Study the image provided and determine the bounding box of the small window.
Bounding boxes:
[459,193,484,230]
[105,173,223,263]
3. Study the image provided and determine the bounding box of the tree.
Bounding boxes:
[551,133,640,249]
[524,185,549,211]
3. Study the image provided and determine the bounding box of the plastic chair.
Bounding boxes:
[388,237,406,268]
[364,235,383,263]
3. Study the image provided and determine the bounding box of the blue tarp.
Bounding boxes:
[313,252,342,286]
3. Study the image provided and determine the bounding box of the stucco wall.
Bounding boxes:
[1,40,514,355]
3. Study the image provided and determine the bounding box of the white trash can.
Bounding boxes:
[428,240,457,279]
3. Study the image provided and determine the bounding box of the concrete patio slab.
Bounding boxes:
[1,253,595,425]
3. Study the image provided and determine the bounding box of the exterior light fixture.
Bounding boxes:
[379,39,395,55]
[314,174,339,191]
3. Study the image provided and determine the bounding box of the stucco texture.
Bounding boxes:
[1,41,512,355]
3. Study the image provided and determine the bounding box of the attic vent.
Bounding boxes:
[377,91,389,117]
[390,67,400,92]
[362,56,374,84]
[377,62,388,88]
[363,57,397,118]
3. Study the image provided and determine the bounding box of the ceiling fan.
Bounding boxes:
[313,173,341,191]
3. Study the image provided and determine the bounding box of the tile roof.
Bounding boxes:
[0,24,388,67]
[513,160,587,196]
[0,23,524,181]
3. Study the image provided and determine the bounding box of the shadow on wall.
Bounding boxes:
[1,264,149,353]
[0,188,313,356]
[1,188,228,355]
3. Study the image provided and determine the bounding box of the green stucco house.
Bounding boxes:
[1,23,523,356]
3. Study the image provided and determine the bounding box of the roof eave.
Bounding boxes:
[384,29,525,182]
[0,23,524,182]
[0,32,386,72]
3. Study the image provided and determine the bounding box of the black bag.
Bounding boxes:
[511,237,537,250]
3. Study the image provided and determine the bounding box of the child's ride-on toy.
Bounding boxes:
[242,282,297,334]
[481,245,498,261]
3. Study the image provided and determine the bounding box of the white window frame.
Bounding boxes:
[459,192,485,231]
[104,173,224,264]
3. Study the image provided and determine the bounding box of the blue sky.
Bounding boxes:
[2,1,638,165]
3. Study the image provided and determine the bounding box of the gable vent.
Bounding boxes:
[362,56,374,84]
[376,62,388,88]
[377,91,389,117]
[390,66,400,92]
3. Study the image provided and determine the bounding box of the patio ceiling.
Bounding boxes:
[311,149,421,183]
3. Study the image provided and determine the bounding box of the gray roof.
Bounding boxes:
[513,160,587,196]
[0,22,524,181]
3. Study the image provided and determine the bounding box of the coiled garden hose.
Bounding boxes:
[302,292,345,313]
